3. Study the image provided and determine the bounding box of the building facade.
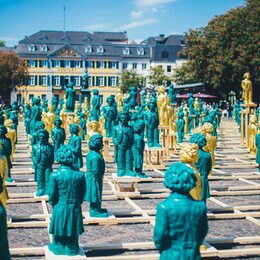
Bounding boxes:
[13,30,185,104]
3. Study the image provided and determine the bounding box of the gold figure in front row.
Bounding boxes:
[0,143,9,208]
[4,119,17,162]
[179,143,202,201]
[241,72,253,105]
[248,115,258,156]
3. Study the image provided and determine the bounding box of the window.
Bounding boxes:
[167,65,171,73]
[40,60,48,68]
[28,60,36,67]
[123,48,130,55]
[53,60,60,68]
[41,94,47,100]
[122,63,128,69]
[87,61,94,68]
[54,76,60,86]
[97,46,104,53]
[64,60,70,68]
[29,76,36,86]
[88,76,94,86]
[40,45,48,52]
[161,50,169,58]
[41,76,48,86]
[75,76,80,86]
[137,48,144,56]
[97,61,105,68]
[142,63,147,70]
[28,45,36,52]
[109,76,117,87]
[97,76,105,86]
[99,95,104,104]
[64,76,70,86]
[108,61,119,69]
[85,45,92,53]
[132,63,137,70]
[74,61,81,68]
[29,94,34,100]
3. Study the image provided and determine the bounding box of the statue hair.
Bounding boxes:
[179,143,198,163]
[56,145,75,166]
[88,134,103,150]
[190,133,207,149]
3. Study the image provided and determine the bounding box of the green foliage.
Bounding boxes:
[119,70,144,94]
[0,40,5,47]
[179,0,260,98]
[0,51,29,99]
[148,66,169,87]
[173,62,197,85]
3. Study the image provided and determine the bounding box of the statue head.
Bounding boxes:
[4,119,13,128]
[107,95,115,105]
[67,82,74,88]
[164,162,196,193]
[118,111,130,125]
[54,118,62,127]
[37,129,49,143]
[74,116,80,124]
[158,86,165,94]
[130,86,136,92]
[56,145,75,167]
[179,143,198,164]
[88,134,104,151]
[48,105,54,112]
[148,99,157,111]
[69,123,79,135]
[35,121,45,132]
[243,72,250,79]
[93,89,99,95]
[90,121,100,131]
[202,122,214,134]
[190,133,207,149]
[0,125,8,137]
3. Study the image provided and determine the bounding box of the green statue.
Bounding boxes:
[68,124,83,170]
[48,145,86,256]
[112,111,137,177]
[154,162,208,259]
[0,177,11,260]
[85,134,108,218]
[144,99,161,147]
[32,129,54,196]
[132,120,147,178]
[30,97,42,134]
[188,93,195,115]
[190,133,212,201]
[90,89,101,121]
[24,104,31,135]
[256,130,260,173]
[0,125,13,182]
[30,121,45,148]
[65,82,76,112]
[51,118,66,154]
[177,111,185,143]
[103,95,118,138]
[80,113,87,141]
[167,83,176,104]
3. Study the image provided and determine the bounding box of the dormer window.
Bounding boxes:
[28,45,36,52]
[40,45,48,52]
[97,46,104,53]
[85,46,92,53]
[123,48,130,55]
[137,48,144,56]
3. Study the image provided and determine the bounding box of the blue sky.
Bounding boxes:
[0,0,245,47]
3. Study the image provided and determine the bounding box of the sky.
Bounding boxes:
[0,0,245,47]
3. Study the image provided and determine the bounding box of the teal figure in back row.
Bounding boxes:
[154,162,208,260]
[65,82,76,113]
[85,134,108,218]
[48,145,86,256]
[177,111,185,143]
[0,176,11,260]
[68,124,83,171]
[255,130,260,173]
[190,133,212,201]
[51,118,66,154]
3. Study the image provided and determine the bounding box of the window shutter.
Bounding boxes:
[47,76,50,86]
[60,76,64,87]
[70,76,74,84]
[97,61,100,68]
[116,62,119,69]
[104,77,107,86]
[104,61,107,69]
[35,76,37,86]
[71,61,74,68]
[39,76,42,85]
[108,76,111,86]
[60,60,64,67]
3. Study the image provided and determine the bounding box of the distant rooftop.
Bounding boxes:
[93,31,128,43]
[141,34,185,46]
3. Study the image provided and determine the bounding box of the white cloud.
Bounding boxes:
[135,0,176,8]
[130,10,144,18]
[117,18,159,30]
[82,23,111,31]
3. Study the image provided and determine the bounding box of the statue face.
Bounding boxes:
[119,113,128,125]
[38,132,47,143]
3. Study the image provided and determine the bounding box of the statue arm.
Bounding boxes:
[79,173,86,204]
[154,203,169,253]
[48,173,59,206]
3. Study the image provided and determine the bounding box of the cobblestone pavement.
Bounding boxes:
[6,118,260,259]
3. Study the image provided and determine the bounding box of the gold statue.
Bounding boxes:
[4,119,17,162]
[86,121,101,141]
[74,101,80,115]
[248,115,258,155]
[73,115,83,138]
[179,143,202,200]
[157,86,167,126]
[194,97,199,110]
[45,105,56,134]
[165,96,173,126]
[99,115,106,136]
[116,89,123,112]
[201,122,217,171]
[241,72,253,105]
[169,119,177,151]
[0,143,9,208]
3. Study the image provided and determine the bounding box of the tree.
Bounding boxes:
[119,70,144,93]
[0,51,29,103]
[179,0,260,99]
[148,66,169,88]
[0,40,5,47]
[172,62,197,85]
